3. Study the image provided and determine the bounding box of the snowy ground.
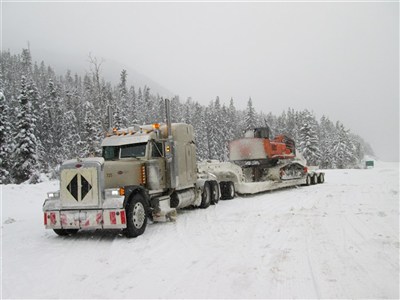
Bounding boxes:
[1,162,399,299]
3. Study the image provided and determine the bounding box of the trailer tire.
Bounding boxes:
[53,229,79,236]
[311,174,318,185]
[303,174,311,186]
[318,173,325,184]
[124,193,148,238]
[220,181,235,200]
[210,180,220,205]
[200,181,211,209]
[225,181,235,200]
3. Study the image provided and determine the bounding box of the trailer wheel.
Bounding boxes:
[225,181,235,200]
[53,229,79,236]
[317,173,325,184]
[311,174,318,185]
[210,181,220,205]
[303,174,311,186]
[200,181,211,208]
[220,181,235,200]
[124,193,148,238]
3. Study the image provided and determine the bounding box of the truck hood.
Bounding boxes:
[104,160,144,189]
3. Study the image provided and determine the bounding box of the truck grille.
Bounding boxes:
[61,167,99,208]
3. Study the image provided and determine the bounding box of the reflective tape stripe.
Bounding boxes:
[110,211,117,225]
[50,212,57,225]
[120,210,126,224]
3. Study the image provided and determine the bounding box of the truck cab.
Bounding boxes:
[43,113,219,238]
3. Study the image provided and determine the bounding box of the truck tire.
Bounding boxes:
[200,181,211,209]
[53,229,79,236]
[210,180,220,205]
[124,193,148,238]
[317,173,325,184]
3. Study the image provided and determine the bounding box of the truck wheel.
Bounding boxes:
[226,181,235,200]
[53,229,79,236]
[124,194,148,238]
[210,181,220,205]
[318,173,325,184]
[200,181,211,208]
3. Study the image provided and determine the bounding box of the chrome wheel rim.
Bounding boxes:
[133,202,145,228]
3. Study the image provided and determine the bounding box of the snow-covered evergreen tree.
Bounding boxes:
[332,122,357,169]
[12,76,40,183]
[245,97,257,131]
[117,69,129,127]
[80,101,102,157]
[128,85,138,124]
[206,98,225,160]
[0,88,12,183]
[60,110,81,160]
[298,110,320,166]
[46,79,64,166]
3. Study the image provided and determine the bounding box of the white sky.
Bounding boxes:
[2,1,399,161]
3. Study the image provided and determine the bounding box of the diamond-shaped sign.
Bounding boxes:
[66,174,92,202]
[67,174,79,201]
[81,175,92,200]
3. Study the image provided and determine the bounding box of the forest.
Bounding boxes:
[0,49,374,184]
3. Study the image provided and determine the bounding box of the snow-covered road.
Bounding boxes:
[2,162,399,298]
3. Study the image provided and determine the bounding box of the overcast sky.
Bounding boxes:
[2,1,399,161]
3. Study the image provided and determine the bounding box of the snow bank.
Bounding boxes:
[1,162,399,298]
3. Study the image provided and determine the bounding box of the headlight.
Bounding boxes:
[105,188,125,198]
[47,191,60,199]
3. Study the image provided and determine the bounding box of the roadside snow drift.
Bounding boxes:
[2,162,399,298]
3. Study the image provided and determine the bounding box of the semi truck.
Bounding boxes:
[43,99,219,237]
[43,99,325,238]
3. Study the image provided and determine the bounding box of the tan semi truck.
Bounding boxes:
[43,99,219,237]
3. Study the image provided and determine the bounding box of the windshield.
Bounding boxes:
[103,146,119,161]
[120,143,147,158]
[102,143,148,160]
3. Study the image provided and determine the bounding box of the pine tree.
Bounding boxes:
[128,85,138,124]
[136,87,144,124]
[245,97,257,131]
[332,122,357,169]
[319,115,335,169]
[80,101,102,157]
[47,79,64,166]
[299,110,320,166]
[206,98,224,160]
[117,69,128,127]
[192,102,208,160]
[0,88,12,183]
[12,76,40,183]
[60,110,81,160]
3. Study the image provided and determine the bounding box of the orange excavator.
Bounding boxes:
[230,127,296,164]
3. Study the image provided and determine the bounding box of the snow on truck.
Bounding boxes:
[43,99,324,238]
